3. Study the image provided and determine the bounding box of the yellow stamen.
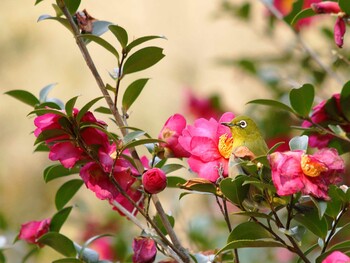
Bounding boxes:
[161,128,175,139]
[218,134,234,159]
[301,154,328,177]
[110,150,117,160]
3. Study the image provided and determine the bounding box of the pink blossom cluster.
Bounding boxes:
[302,94,350,149]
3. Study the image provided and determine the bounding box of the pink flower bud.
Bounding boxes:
[334,17,346,48]
[18,218,51,246]
[132,237,157,263]
[311,1,341,14]
[142,168,167,194]
[322,251,350,263]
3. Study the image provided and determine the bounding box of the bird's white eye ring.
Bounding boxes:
[239,120,247,128]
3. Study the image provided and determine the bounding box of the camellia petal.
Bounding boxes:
[49,142,84,168]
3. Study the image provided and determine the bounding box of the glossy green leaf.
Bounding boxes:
[122,47,165,75]
[37,15,72,34]
[325,96,343,121]
[5,90,39,107]
[179,179,217,194]
[44,164,80,182]
[289,135,308,151]
[34,143,50,152]
[289,83,315,117]
[228,222,272,242]
[80,34,119,60]
[34,129,68,146]
[122,130,146,144]
[122,138,164,151]
[339,0,350,14]
[247,99,294,113]
[217,239,284,255]
[167,176,187,188]
[340,81,350,121]
[294,208,328,239]
[76,97,103,123]
[55,179,84,210]
[50,206,73,232]
[126,35,166,53]
[39,83,57,102]
[220,177,250,206]
[65,0,81,15]
[35,0,44,4]
[29,108,66,117]
[291,8,316,26]
[153,213,175,236]
[53,259,82,263]
[283,0,304,25]
[231,211,273,220]
[38,232,76,257]
[65,96,79,117]
[36,100,63,110]
[109,25,128,48]
[161,164,184,174]
[94,106,112,115]
[75,244,99,263]
[122,78,149,112]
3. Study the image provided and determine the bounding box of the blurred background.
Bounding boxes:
[0,0,347,262]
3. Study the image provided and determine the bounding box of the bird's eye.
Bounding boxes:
[238,120,247,128]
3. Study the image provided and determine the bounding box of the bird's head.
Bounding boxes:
[221,115,260,139]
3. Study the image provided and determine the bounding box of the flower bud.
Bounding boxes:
[132,237,157,263]
[334,17,346,48]
[18,218,51,246]
[311,1,341,14]
[142,168,167,194]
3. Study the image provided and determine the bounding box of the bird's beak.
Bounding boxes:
[221,122,234,127]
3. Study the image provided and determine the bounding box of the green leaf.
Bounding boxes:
[34,143,50,152]
[28,108,66,117]
[289,135,309,151]
[37,232,76,257]
[122,47,165,75]
[109,25,128,48]
[289,83,315,117]
[294,208,328,239]
[316,241,350,263]
[339,0,350,14]
[217,239,284,255]
[35,0,44,4]
[4,90,39,107]
[283,0,304,25]
[65,96,79,117]
[228,222,272,242]
[122,78,149,112]
[340,80,350,121]
[39,83,57,102]
[122,130,146,144]
[55,179,84,210]
[76,97,103,123]
[179,179,217,194]
[167,176,187,188]
[50,206,73,232]
[126,35,166,53]
[231,211,274,220]
[37,15,72,34]
[94,106,112,115]
[220,177,250,206]
[80,34,119,60]
[122,138,164,151]
[153,213,175,236]
[34,129,68,146]
[53,259,82,263]
[161,164,184,174]
[36,100,63,110]
[44,164,80,182]
[247,99,294,113]
[65,0,81,15]
[291,8,316,26]
[91,21,112,37]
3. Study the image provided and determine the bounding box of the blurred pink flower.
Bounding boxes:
[158,114,190,158]
[184,90,223,120]
[273,0,321,30]
[269,148,345,199]
[18,218,51,246]
[132,237,157,263]
[322,251,350,263]
[142,168,167,194]
[334,17,346,48]
[179,112,235,182]
[311,1,342,14]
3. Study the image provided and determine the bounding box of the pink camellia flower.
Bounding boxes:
[273,0,321,30]
[18,218,51,246]
[178,112,235,182]
[158,114,190,158]
[322,251,350,263]
[132,237,157,263]
[334,17,346,48]
[269,148,345,199]
[311,1,342,14]
[142,168,167,194]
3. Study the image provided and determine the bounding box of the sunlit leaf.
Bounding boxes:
[38,232,76,257]
[122,130,146,144]
[50,206,73,232]
[109,25,128,48]
[289,83,315,117]
[122,78,149,112]
[289,135,308,151]
[39,83,57,102]
[122,47,165,75]
[91,20,112,37]
[55,179,84,210]
[5,90,39,107]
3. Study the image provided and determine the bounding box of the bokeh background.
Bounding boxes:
[0,0,346,262]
